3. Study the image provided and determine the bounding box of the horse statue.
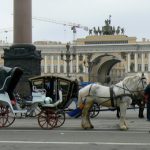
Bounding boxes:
[77,73,148,130]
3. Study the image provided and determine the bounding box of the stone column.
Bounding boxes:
[13,0,32,43]
[57,55,60,73]
[127,53,131,72]
[51,56,54,73]
[64,56,66,73]
[134,53,138,72]
[76,54,79,73]
[44,55,47,73]
[141,53,144,72]
[70,55,73,73]
[148,53,150,72]
[3,0,41,96]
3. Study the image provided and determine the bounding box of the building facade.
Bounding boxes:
[1,35,150,84]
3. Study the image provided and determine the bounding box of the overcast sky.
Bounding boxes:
[0,0,150,43]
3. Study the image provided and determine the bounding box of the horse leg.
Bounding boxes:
[81,99,94,129]
[116,107,120,119]
[138,101,145,118]
[119,102,128,130]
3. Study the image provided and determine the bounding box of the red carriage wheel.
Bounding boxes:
[55,110,65,128]
[38,109,58,129]
[4,106,15,127]
[0,105,8,128]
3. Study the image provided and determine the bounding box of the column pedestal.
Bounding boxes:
[3,44,41,96]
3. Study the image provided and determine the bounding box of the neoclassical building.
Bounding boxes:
[1,34,150,84]
[37,35,150,84]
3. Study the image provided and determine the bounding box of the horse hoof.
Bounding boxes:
[120,125,128,131]
[81,124,93,130]
[90,124,94,129]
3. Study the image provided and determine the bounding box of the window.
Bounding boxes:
[138,64,141,71]
[138,53,141,58]
[130,63,134,72]
[54,65,57,73]
[79,54,83,61]
[145,64,148,71]
[60,65,64,73]
[32,79,44,90]
[54,55,57,60]
[47,65,51,73]
[41,65,44,73]
[145,53,148,59]
[73,65,76,73]
[79,64,83,73]
[131,53,134,60]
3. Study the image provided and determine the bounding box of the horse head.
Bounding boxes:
[136,73,148,91]
[123,73,148,96]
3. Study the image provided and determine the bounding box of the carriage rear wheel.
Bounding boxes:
[55,110,65,128]
[38,109,57,129]
[0,105,8,127]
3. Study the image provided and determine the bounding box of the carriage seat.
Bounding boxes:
[0,76,11,93]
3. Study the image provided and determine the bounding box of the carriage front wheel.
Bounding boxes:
[38,109,58,129]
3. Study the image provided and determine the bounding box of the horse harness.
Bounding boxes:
[88,84,126,107]
[86,79,145,107]
[110,86,115,107]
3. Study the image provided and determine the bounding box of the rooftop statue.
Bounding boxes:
[89,15,125,36]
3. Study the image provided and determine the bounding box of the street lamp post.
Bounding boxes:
[61,43,76,77]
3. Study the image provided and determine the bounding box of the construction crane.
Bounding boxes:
[0,27,13,33]
[32,16,89,42]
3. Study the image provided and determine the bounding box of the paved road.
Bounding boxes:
[0,109,150,150]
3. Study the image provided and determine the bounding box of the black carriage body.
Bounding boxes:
[28,75,78,109]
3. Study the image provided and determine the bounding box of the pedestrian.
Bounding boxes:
[144,83,150,121]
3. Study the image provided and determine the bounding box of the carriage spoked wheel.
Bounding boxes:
[4,106,16,127]
[0,105,9,127]
[90,102,100,118]
[38,109,58,129]
[55,110,65,128]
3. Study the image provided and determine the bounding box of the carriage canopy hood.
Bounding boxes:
[0,66,23,92]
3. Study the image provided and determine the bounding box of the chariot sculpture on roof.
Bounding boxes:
[89,15,125,36]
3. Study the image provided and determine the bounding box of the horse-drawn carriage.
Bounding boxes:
[0,66,148,131]
[0,66,78,129]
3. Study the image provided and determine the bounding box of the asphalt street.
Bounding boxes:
[0,109,150,150]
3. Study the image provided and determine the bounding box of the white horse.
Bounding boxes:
[78,73,148,130]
